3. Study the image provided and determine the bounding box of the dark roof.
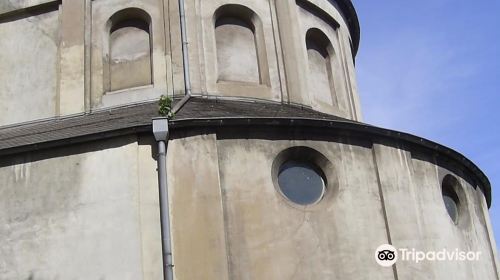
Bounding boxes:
[0,97,491,207]
[0,102,158,154]
[173,97,348,121]
[0,98,347,155]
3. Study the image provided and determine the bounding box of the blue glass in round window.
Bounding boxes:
[277,160,326,205]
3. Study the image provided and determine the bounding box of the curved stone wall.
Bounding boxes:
[0,136,164,279]
[187,0,361,118]
[167,126,497,279]
[0,97,495,279]
[0,1,496,279]
[0,0,361,127]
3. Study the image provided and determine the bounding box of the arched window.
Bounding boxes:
[442,175,463,224]
[305,28,336,106]
[108,9,152,92]
[214,5,262,84]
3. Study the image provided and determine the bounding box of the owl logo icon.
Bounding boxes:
[375,244,398,267]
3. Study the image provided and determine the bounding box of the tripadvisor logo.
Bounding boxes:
[375,244,481,267]
[375,244,398,267]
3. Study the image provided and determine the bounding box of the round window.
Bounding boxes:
[277,160,326,205]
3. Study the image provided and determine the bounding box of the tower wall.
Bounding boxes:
[0,135,163,279]
[1,126,495,279]
[0,1,496,279]
[0,0,361,128]
[166,127,498,280]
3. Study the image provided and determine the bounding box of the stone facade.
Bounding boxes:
[0,0,497,279]
[0,0,360,126]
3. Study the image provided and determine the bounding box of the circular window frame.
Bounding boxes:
[441,174,469,227]
[272,146,338,210]
[277,160,327,206]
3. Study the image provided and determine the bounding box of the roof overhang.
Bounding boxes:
[0,98,490,207]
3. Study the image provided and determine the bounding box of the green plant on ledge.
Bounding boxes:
[158,95,174,119]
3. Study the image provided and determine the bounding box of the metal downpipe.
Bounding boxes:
[152,2,191,278]
[153,118,174,280]
[178,0,192,98]
[153,2,191,278]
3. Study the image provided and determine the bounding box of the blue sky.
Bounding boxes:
[354,0,500,247]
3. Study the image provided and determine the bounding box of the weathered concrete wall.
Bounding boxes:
[274,0,361,119]
[109,19,152,91]
[190,0,280,100]
[215,135,390,279]
[299,3,351,118]
[0,0,495,279]
[215,17,260,84]
[0,127,495,278]
[187,0,361,119]
[0,5,59,126]
[90,0,169,108]
[167,128,497,279]
[0,0,362,127]
[373,143,499,279]
[0,136,162,279]
[167,132,230,280]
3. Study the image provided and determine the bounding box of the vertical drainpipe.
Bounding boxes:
[178,0,191,97]
[152,1,190,278]
[171,0,192,114]
[152,118,174,280]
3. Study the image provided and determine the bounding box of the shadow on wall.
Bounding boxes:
[306,28,338,107]
[215,16,259,83]
[0,135,141,169]
[213,4,270,86]
[209,125,482,198]
[105,8,153,93]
